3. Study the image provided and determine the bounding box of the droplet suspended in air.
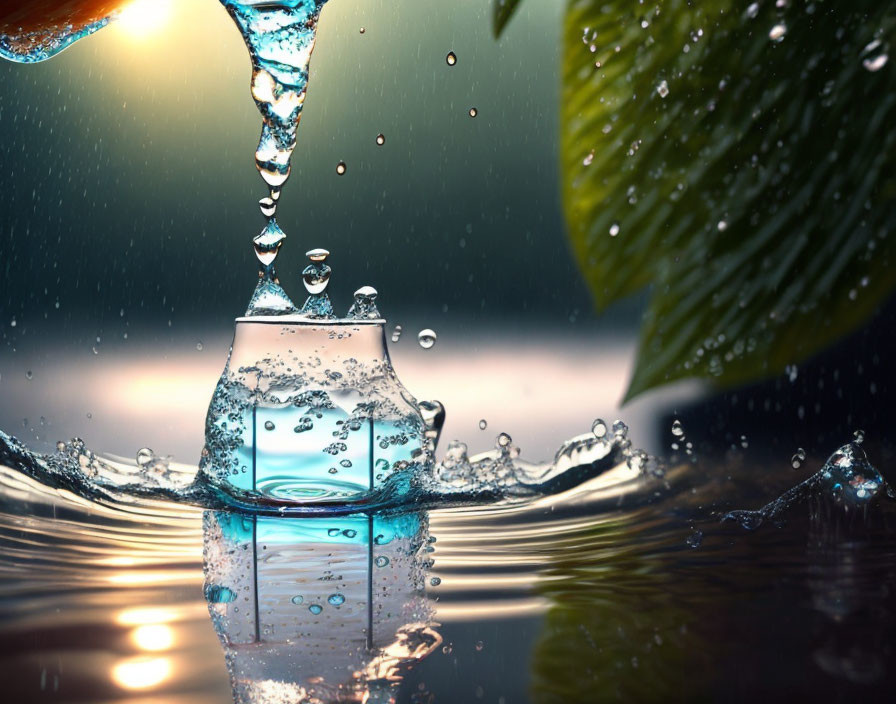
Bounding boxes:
[768,23,787,42]
[496,432,512,448]
[391,325,403,343]
[791,447,806,469]
[657,80,669,98]
[336,161,347,175]
[861,40,889,72]
[136,448,154,466]
[359,27,366,34]
[469,107,478,118]
[446,51,457,66]
[609,222,620,237]
[671,420,684,437]
[430,576,442,586]
[591,418,608,438]
[264,421,275,431]
[376,133,386,145]
[196,341,203,351]
[854,429,865,444]
[479,419,488,430]
[258,197,276,218]
[418,329,437,349]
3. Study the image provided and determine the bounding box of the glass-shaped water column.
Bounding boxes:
[203,510,440,702]
[200,314,429,503]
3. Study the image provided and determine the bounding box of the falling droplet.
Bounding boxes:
[336,161,347,175]
[469,107,478,117]
[196,341,203,351]
[768,23,787,42]
[861,40,889,72]
[479,419,488,430]
[391,325,403,343]
[609,222,620,237]
[446,51,457,66]
[591,418,608,438]
[376,133,386,145]
[791,447,807,469]
[418,329,437,349]
[496,432,512,448]
[136,448,154,466]
[264,420,275,431]
[671,420,684,437]
[258,197,276,218]
[253,219,286,267]
[657,80,669,98]
[328,593,345,605]
[854,429,865,444]
[359,27,366,34]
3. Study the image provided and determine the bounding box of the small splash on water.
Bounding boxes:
[723,442,887,530]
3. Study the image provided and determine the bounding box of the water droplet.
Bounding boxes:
[327,528,340,537]
[291,595,304,605]
[479,419,488,430]
[657,80,669,98]
[25,370,33,380]
[264,421,275,431]
[854,429,865,444]
[343,529,357,538]
[430,577,442,586]
[308,604,323,615]
[861,40,889,72]
[671,420,684,437]
[583,150,595,166]
[469,107,478,118]
[769,23,787,42]
[328,593,345,605]
[294,417,313,433]
[196,341,203,351]
[446,51,457,66]
[136,448,154,466]
[418,329,437,349]
[740,435,749,448]
[609,222,620,237]
[391,325,403,343]
[746,2,759,18]
[336,161,347,175]
[686,530,703,549]
[496,432,513,449]
[253,219,286,267]
[258,197,276,218]
[374,556,390,568]
[717,220,728,232]
[359,27,366,34]
[475,640,484,651]
[376,133,386,145]
[612,420,629,437]
[591,418,608,438]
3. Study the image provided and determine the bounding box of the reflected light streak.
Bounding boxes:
[132,624,175,651]
[117,607,178,626]
[111,656,173,690]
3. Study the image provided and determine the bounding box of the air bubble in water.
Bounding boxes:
[854,429,865,444]
[446,52,457,66]
[336,161,347,175]
[418,329,437,349]
[591,418,608,438]
[136,448,154,466]
[657,80,669,98]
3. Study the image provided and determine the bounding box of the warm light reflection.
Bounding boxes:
[117,607,177,626]
[117,0,173,38]
[111,656,172,690]
[132,624,175,651]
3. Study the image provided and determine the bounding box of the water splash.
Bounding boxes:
[723,442,887,530]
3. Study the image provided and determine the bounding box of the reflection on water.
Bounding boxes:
[204,510,439,703]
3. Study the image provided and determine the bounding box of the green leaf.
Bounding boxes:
[560,0,896,400]
[492,0,523,38]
